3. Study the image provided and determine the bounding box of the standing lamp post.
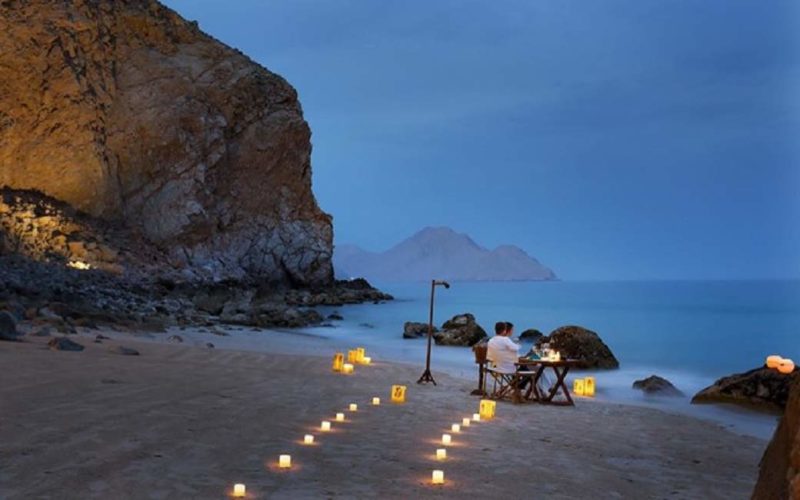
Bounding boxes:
[417,279,450,385]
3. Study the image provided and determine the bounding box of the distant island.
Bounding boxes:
[334,226,557,282]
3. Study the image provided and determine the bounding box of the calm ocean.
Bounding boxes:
[307,280,800,438]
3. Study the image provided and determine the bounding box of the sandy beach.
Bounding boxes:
[0,331,767,499]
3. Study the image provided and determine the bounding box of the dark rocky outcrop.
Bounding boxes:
[692,366,797,411]
[536,325,619,369]
[433,313,487,346]
[403,321,436,339]
[48,337,84,352]
[519,328,544,342]
[0,310,20,341]
[633,375,684,396]
[752,376,800,499]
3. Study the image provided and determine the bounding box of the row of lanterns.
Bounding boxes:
[332,347,372,374]
[430,400,497,486]
[766,355,795,374]
[572,376,596,397]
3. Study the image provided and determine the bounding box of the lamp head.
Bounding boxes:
[434,280,451,289]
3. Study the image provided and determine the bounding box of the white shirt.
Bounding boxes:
[486,335,520,373]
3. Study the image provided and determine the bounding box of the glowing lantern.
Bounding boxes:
[356,347,366,363]
[348,350,358,363]
[67,260,91,270]
[335,413,345,422]
[233,484,246,497]
[436,448,447,460]
[372,397,381,405]
[321,421,331,432]
[349,403,358,411]
[766,355,783,369]
[441,434,452,445]
[432,470,445,485]
[363,356,372,365]
[778,359,795,374]
[391,385,407,403]
[584,376,596,397]
[462,417,471,427]
[332,352,344,372]
[303,434,314,444]
[573,379,585,396]
[451,423,461,433]
[279,454,291,469]
[479,399,496,420]
[472,413,481,422]
[342,363,354,374]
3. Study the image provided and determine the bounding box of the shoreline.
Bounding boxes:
[1,332,767,499]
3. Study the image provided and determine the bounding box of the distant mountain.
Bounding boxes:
[334,227,556,282]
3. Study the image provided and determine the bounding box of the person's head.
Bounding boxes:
[504,322,514,336]
[494,321,507,336]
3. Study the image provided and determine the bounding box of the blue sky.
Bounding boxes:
[163,0,799,280]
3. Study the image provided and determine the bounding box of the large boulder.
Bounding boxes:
[519,328,544,342]
[692,366,797,411]
[536,325,619,369]
[0,0,332,286]
[403,321,437,339]
[633,375,684,397]
[433,313,487,346]
[0,310,20,341]
[752,376,800,499]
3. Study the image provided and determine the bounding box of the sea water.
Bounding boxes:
[304,280,800,439]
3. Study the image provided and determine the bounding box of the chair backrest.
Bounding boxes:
[472,343,488,364]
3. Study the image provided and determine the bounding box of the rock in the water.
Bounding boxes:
[0,0,333,286]
[692,367,797,410]
[403,321,436,339]
[205,342,215,349]
[536,325,619,369]
[167,335,184,344]
[752,376,800,499]
[519,328,544,341]
[433,314,487,346]
[0,311,20,341]
[328,312,344,321]
[48,337,84,352]
[359,322,375,329]
[633,375,684,396]
[108,346,140,356]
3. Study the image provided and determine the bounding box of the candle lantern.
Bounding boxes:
[349,403,358,412]
[233,484,246,497]
[321,421,331,432]
[336,413,345,422]
[766,355,783,369]
[279,454,291,469]
[356,347,366,363]
[462,417,471,427]
[778,359,795,374]
[348,350,358,363]
[472,413,481,422]
[332,352,344,372]
[584,376,596,397]
[432,470,445,485]
[479,399,496,420]
[436,448,447,460]
[372,397,381,405]
[442,433,452,445]
[391,385,407,404]
[342,363,354,374]
[304,434,314,444]
[573,379,585,396]
[363,356,372,365]
[451,423,461,433]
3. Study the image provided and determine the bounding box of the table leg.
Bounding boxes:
[543,366,574,406]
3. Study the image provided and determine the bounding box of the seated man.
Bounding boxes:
[487,321,519,373]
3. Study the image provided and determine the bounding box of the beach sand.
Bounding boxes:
[0,333,766,499]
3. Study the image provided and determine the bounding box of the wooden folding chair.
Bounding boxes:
[485,367,517,400]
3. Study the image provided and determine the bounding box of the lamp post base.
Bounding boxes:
[417,368,437,385]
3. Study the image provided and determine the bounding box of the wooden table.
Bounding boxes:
[513,359,580,406]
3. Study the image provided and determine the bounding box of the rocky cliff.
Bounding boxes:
[753,376,800,499]
[0,0,332,286]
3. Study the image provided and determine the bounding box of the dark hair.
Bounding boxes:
[494,321,506,334]
[504,322,514,331]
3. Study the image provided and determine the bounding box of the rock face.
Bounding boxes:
[633,375,683,396]
[433,313,487,346]
[536,325,619,369]
[752,377,800,499]
[0,0,332,286]
[403,321,437,339]
[691,366,797,411]
[519,328,544,342]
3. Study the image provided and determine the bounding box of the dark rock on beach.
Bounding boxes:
[403,321,436,339]
[0,311,21,341]
[47,337,84,352]
[328,312,344,321]
[536,325,619,369]
[519,328,544,342]
[692,366,797,411]
[633,375,684,396]
[433,313,487,347]
[108,346,140,356]
[752,376,800,499]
